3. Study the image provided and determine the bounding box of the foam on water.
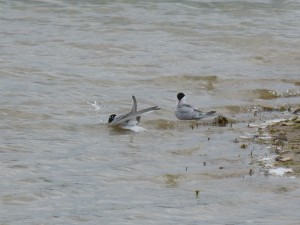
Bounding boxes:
[122,124,147,133]
[269,168,293,176]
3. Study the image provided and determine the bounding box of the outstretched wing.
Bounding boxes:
[131,95,141,123]
[110,106,160,126]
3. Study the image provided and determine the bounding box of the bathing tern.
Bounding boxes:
[108,95,160,129]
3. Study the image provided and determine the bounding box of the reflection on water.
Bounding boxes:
[1,0,300,224]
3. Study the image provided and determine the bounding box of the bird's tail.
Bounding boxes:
[205,111,216,115]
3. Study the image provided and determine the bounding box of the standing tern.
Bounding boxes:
[108,95,160,129]
[175,92,216,120]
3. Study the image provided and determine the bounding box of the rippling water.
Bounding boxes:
[1,0,300,224]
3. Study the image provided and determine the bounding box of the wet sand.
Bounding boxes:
[265,114,300,174]
[245,106,300,176]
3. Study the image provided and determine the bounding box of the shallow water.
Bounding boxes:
[1,0,300,224]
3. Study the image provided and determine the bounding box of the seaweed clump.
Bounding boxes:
[213,115,229,126]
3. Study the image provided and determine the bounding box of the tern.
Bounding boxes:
[108,95,160,129]
[175,92,216,120]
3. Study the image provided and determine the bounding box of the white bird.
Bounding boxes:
[108,95,160,129]
[175,92,216,120]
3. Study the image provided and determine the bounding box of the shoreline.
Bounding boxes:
[250,113,300,176]
[265,115,300,175]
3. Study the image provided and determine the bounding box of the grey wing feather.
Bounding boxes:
[204,111,216,115]
[110,106,160,126]
[176,104,216,120]
[131,95,137,113]
[175,105,197,120]
[185,104,216,118]
[131,95,141,123]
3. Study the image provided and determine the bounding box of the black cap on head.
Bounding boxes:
[108,114,116,123]
[177,92,185,101]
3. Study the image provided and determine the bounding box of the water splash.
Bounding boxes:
[123,125,147,133]
[87,100,106,124]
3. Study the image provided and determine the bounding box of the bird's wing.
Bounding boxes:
[110,106,160,126]
[175,104,198,120]
[185,104,216,116]
[131,95,137,113]
[131,95,141,123]
[177,104,216,120]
